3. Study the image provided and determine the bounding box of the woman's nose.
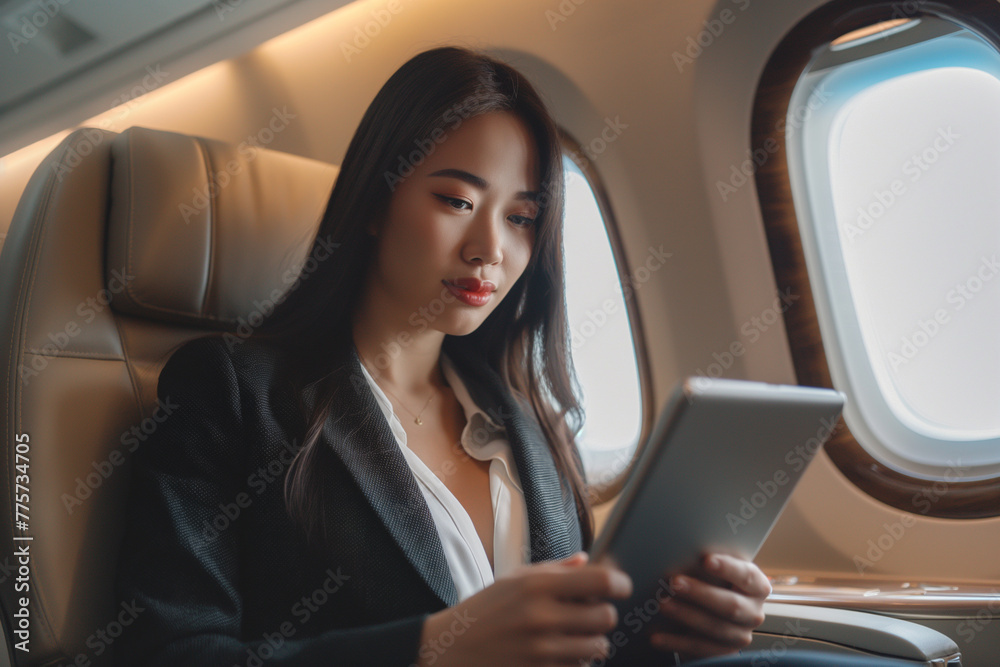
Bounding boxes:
[463,210,504,265]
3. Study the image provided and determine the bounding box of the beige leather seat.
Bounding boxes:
[0,126,337,664]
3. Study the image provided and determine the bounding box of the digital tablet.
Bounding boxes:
[589,376,845,634]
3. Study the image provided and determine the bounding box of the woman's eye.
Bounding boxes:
[435,194,471,210]
[508,214,536,228]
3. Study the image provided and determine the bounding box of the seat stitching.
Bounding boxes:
[124,131,136,309]
[24,349,124,360]
[10,131,80,652]
[195,137,217,318]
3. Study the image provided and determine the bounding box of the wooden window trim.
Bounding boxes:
[558,129,656,505]
[751,0,1000,518]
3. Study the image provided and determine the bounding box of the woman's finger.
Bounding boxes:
[669,574,766,629]
[702,554,772,599]
[541,565,633,600]
[658,592,756,648]
[524,632,613,664]
[556,551,589,567]
[541,597,620,634]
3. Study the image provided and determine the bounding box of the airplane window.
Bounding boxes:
[752,6,1000,516]
[764,17,1000,476]
[560,152,644,495]
[787,16,1000,478]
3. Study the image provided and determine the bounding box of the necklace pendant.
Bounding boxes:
[414,416,423,426]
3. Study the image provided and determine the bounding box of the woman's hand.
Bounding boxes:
[649,553,771,661]
[415,552,632,667]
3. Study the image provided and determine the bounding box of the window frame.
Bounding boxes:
[557,128,656,506]
[751,0,1000,518]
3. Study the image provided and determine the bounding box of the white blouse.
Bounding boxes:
[357,353,530,601]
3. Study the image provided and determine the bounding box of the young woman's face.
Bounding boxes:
[366,111,541,337]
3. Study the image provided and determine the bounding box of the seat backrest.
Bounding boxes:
[0,126,338,664]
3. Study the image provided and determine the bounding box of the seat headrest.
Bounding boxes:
[107,126,339,326]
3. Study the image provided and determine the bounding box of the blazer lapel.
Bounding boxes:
[306,344,459,607]
[443,341,584,563]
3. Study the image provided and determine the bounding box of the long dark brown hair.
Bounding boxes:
[253,46,593,551]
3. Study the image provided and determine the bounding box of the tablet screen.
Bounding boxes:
[590,377,844,642]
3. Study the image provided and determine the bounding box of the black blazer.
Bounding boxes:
[113,335,584,666]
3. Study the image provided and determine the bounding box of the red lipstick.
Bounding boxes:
[443,278,496,307]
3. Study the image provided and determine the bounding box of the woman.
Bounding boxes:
[114,46,879,667]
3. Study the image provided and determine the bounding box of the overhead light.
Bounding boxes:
[831,18,918,50]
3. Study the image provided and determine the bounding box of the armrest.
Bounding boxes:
[753,602,961,664]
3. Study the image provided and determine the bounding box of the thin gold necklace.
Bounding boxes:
[361,359,436,426]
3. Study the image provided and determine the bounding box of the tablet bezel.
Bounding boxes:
[589,376,845,636]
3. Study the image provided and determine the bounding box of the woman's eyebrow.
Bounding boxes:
[428,168,540,202]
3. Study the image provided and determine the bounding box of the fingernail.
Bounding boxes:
[708,556,721,570]
[613,570,632,594]
[672,576,687,592]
